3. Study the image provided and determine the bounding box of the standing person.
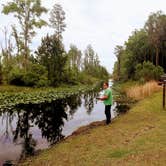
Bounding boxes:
[97,82,113,124]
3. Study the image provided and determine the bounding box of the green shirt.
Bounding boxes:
[103,88,113,105]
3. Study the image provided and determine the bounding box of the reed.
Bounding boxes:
[126,81,161,100]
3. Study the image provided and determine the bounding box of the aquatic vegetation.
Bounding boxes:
[0,84,100,111]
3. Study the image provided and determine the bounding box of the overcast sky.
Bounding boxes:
[0,0,166,73]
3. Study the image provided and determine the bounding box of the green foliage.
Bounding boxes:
[1,2,109,87]
[63,68,78,85]
[23,71,39,87]
[67,44,82,71]
[113,11,166,81]
[145,11,166,66]
[36,34,67,86]
[135,61,164,82]
[0,61,3,84]
[49,3,66,39]
[0,84,100,110]
[8,67,25,86]
[23,64,48,87]
[2,0,48,69]
[2,55,19,84]
[77,72,96,84]
[0,57,3,84]
[114,45,124,80]
[8,64,48,87]
[153,66,164,80]
[83,45,109,79]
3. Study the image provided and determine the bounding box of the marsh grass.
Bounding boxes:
[126,81,161,100]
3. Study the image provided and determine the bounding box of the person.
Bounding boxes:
[97,82,113,124]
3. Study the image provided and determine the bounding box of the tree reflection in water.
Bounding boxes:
[66,94,82,119]
[0,89,100,161]
[13,100,68,159]
[83,90,99,115]
[0,111,15,144]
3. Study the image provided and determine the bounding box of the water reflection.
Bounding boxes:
[0,89,100,163]
[83,90,99,115]
[67,94,82,119]
[0,111,15,144]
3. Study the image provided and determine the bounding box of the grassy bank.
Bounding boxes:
[20,90,166,166]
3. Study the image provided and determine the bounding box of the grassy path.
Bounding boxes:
[20,91,166,166]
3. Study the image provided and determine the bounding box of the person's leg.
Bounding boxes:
[105,105,111,124]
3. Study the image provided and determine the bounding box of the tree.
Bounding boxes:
[49,3,66,40]
[123,29,151,79]
[145,11,166,66]
[114,45,123,80]
[0,26,14,83]
[94,53,100,67]
[36,34,67,86]
[113,11,166,81]
[0,55,2,84]
[83,45,109,79]
[67,44,82,71]
[83,45,95,73]
[135,61,164,81]
[2,0,48,69]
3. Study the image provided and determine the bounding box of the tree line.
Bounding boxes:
[113,11,166,82]
[0,0,109,87]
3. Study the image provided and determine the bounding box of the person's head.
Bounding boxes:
[103,82,109,89]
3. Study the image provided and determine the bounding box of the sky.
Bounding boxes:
[0,0,166,73]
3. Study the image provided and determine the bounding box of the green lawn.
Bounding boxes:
[20,91,166,166]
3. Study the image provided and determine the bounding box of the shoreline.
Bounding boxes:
[19,90,166,166]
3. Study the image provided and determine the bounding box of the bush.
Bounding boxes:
[78,72,98,84]
[9,68,25,86]
[23,64,48,87]
[23,72,38,86]
[0,64,3,84]
[153,66,164,80]
[36,75,48,87]
[9,64,48,87]
[62,68,78,85]
[135,61,164,82]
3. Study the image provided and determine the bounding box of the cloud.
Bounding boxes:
[1,0,166,72]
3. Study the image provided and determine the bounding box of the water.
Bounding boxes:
[0,87,117,165]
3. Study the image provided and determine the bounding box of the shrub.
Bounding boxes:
[135,61,164,82]
[9,64,48,87]
[23,72,38,86]
[36,75,48,87]
[0,64,3,84]
[9,68,25,86]
[23,64,48,87]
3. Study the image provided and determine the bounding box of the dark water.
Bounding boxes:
[0,87,117,165]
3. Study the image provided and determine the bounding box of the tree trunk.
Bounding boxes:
[117,58,121,80]
[156,46,159,66]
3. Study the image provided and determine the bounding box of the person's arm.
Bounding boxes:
[99,95,108,101]
[98,89,111,101]
[97,94,108,101]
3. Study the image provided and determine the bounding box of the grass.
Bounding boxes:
[126,81,161,100]
[109,149,134,158]
[20,89,166,166]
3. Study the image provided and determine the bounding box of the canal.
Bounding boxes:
[0,82,117,165]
